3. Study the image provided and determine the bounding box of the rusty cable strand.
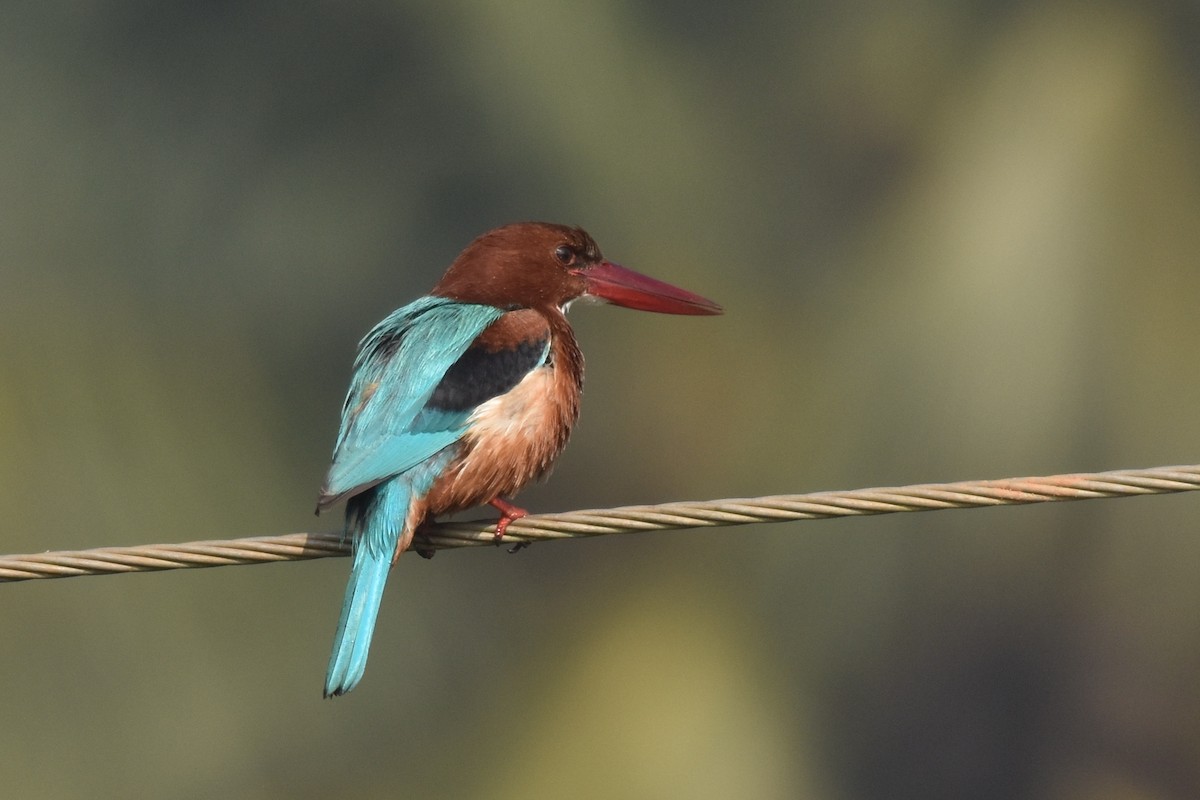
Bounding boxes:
[2,463,1199,583]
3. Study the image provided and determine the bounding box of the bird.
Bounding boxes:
[316,222,721,696]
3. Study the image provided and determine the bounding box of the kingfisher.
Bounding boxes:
[317,222,721,696]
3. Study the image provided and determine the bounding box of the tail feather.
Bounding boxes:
[324,480,412,697]
[324,547,392,697]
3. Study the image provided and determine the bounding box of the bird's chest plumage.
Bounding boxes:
[421,309,582,516]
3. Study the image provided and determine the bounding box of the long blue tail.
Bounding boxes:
[324,480,411,697]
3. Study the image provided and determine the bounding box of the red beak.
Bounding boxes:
[579,262,723,316]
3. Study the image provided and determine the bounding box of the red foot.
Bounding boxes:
[488,497,528,543]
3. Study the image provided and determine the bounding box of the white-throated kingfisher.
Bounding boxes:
[317,222,721,696]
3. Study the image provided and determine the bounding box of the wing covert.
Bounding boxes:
[319,297,505,505]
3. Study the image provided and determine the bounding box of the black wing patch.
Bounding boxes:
[427,337,550,412]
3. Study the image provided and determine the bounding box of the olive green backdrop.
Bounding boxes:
[3,2,1200,798]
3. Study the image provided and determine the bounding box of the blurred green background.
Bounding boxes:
[4,1,1200,798]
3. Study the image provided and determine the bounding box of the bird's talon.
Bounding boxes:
[488,497,528,543]
[507,541,531,554]
[492,515,513,543]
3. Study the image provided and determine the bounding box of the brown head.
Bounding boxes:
[431,222,722,315]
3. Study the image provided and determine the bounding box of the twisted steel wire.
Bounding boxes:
[3,463,1198,583]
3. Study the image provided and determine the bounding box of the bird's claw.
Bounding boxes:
[488,497,529,545]
[412,526,437,560]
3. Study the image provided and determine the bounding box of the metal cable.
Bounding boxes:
[3,463,1198,583]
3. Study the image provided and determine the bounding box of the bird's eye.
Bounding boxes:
[554,245,575,266]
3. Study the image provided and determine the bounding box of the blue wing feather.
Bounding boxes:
[321,297,505,504]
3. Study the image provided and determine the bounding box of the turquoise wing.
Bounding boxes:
[319,296,505,506]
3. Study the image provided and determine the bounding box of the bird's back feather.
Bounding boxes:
[319,298,505,507]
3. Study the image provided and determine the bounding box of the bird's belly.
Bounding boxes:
[423,365,575,515]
